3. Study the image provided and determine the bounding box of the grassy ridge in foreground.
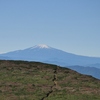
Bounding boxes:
[0,60,100,100]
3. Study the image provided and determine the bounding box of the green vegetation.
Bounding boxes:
[0,60,100,100]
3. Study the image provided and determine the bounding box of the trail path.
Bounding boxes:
[41,67,58,100]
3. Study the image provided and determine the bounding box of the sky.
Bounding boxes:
[0,0,100,57]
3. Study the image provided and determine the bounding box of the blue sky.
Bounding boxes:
[0,0,100,57]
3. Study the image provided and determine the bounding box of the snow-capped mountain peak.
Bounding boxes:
[30,44,50,49]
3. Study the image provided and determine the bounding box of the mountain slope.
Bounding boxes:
[0,44,100,67]
[67,65,100,79]
[0,55,10,60]
[0,60,100,100]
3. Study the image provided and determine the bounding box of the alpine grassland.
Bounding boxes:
[0,60,100,100]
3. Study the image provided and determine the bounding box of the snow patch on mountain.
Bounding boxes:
[30,44,50,49]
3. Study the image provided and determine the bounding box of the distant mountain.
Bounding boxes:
[0,44,100,68]
[0,55,10,60]
[88,63,100,69]
[1,44,100,79]
[67,65,100,79]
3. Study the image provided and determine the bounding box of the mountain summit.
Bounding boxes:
[0,44,100,67]
[30,44,50,49]
[1,44,100,79]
